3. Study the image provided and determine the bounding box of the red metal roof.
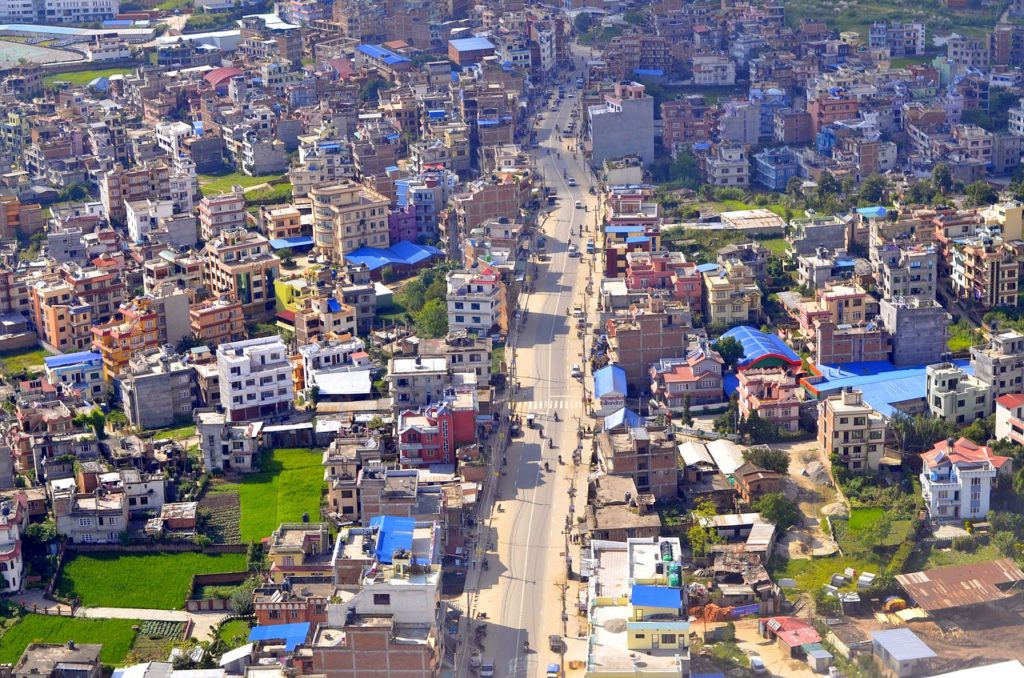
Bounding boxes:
[204,67,243,87]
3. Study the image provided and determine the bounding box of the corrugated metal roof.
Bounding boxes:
[871,628,936,662]
[895,558,1024,612]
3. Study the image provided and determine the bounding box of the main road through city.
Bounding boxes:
[460,54,600,678]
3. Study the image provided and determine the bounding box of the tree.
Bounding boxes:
[992,531,1017,557]
[889,411,956,454]
[228,577,259,616]
[712,336,745,370]
[786,176,804,203]
[687,500,721,556]
[964,180,999,207]
[106,409,129,431]
[752,493,800,531]
[932,163,953,194]
[713,395,740,434]
[858,174,888,204]
[743,446,790,474]
[905,179,936,205]
[858,511,894,549]
[399,278,427,313]
[414,298,448,338]
[573,12,593,33]
[817,171,841,198]
[666,150,701,189]
[359,77,390,103]
[24,519,57,546]
[682,394,694,428]
[961,415,995,445]
[73,408,107,439]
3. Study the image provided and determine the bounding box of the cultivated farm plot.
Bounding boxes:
[57,551,248,610]
[131,620,188,661]
[0,615,138,664]
[199,488,242,544]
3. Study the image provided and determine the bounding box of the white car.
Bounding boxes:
[480,661,495,678]
[574,200,583,209]
[750,656,768,675]
[567,177,577,187]
[568,244,578,257]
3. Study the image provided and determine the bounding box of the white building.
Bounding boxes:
[42,0,119,23]
[0,493,25,593]
[388,356,449,410]
[705,143,749,187]
[920,437,1012,521]
[217,336,294,423]
[126,198,174,243]
[692,54,736,86]
[155,121,194,158]
[84,36,131,62]
[995,393,1024,446]
[445,268,505,336]
[925,362,991,424]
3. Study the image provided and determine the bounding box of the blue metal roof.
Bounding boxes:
[634,68,664,76]
[269,236,314,250]
[248,622,310,651]
[871,629,936,662]
[630,585,681,608]
[721,326,800,369]
[604,407,642,430]
[813,359,972,418]
[449,36,495,52]
[357,43,410,65]
[856,206,887,218]
[345,241,443,272]
[370,515,416,564]
[696,263,720,274]
[625,236,650,245]
[44,351,102,369]
[605,225,643,234]
[594,365,626,398]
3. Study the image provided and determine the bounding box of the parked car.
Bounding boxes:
[750,656,768,675]
[568,244,578,257]
[480,661,495,678]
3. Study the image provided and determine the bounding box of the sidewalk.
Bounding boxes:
[12,590,228,641]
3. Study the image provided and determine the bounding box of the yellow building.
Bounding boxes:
[91,303,160,380]
[702,260,763,326]
[267,522,333,583]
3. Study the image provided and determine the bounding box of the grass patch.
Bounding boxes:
[492,343,505,374]
[152,424,197,441]
[197,171,284,195]
[238,448,325,542]
[947,319,979,352]
[217,619,252,648]
[42,68,135,88]
[245,183,292,206]
[0,346,53,376]
[846,507,883,531]
[769,554,882,593]
[155,0,190,9]
[57,551,248,610]
[761,238,789,256]
[0,615,138,664]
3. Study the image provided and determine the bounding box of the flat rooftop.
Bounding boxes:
[589,605,687,674]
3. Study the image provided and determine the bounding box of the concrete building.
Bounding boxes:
[0,492,25,593]
[926,362,991,424]
[445,267,506,336]
[43,351,104,400]
[920,437,1011,521]
[875,245,938,302]
[879,297,949,368]
[9,643,102,678]
[787,216,848,257]
[52,478,128,544]
[198,187,246,241]
[202,228,281,320]
[588,81,655,168]
[388,356,449,411]
[189,296,246,348]
[194,408,260,472]
[737,368,800,432]
[606,310,688,393]
[971,330,1024,401]
[995,393,1024,446]
[597,422,679,500]
[310,182,390,263]
[703,261,762,326]
[818,388,888,472]
[217,336,293,422]
[704,143,749,187]
[117,348,197,430]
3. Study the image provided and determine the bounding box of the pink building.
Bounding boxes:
[388,207,417,244]
[625,251,703,314]
[650,349,724,408]
[736,367,800,432]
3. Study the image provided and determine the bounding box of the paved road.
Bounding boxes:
[461,62,599,678]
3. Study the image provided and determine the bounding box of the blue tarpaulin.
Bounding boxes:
[630,585,681,608]
[370,515,416,563]
[269,236,314,250]
[248,622,310,651]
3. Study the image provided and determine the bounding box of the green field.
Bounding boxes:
[42,68,135,88]
[947,320,980,352]
[784,0,1002,38]
[238,448,325,542]
[57,551,248,610]
[152,424,197,441]
[217,619,252,648]
[770,553,882,593]
[846,507,884,531]
[0,346,53,376]
[0,615,138,664]
[198,171,284,195]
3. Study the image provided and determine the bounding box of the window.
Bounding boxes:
[373,593,391,606]
[79,518,91,526]
[661,634,677,644]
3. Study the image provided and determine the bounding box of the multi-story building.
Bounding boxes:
[661,96,712,154]
[42,351,104,400]
[0,492,25,593]
[649,348,725,408]
[879,297,949,367]
[692,53,736,86]
[818,388,888,472]
[736,368,800,432]
[99,162,171,226]
[310,182,390,262]
[198,187,246,241]
[445,267,506,336]
[606,309,688,392]
[217,336,293,423]
[397,394,477,466]
[51,478,128,544]
[588,81,655,168]
[194,408,260,472]
[950,238,1019,309]
[418,331,491,382]
[117,348,197,431]
[807,97,859,136]
[202,228,281,320]
[702,260,762,326]
[947,36,989,69]
[926,362,991,424]
[267,522,332,582]
[703,143,749,187]
[90,303,160,381]
[752,146,799,191]
[920,437,1011,521]
[189,296,246,348]
[261,205,304,241]
[868,21,926,56]
[972,330,1024,401]
[996,393,1024,446]
[388,356,449,411]
[597,422,679,500]
[875,245,938,301]
[787,215,848,257]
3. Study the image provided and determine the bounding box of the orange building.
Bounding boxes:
[189,296,246,348]
[91,303,160,380]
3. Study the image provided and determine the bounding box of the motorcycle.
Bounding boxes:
[548,439,554,449]
[558,455,563,464]
[544,461,550,472]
